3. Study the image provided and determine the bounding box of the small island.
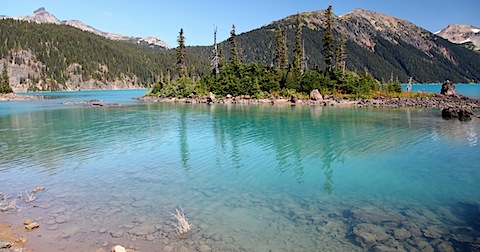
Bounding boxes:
[138,11,479,121]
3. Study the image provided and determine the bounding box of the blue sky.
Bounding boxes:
[2,0,479,46]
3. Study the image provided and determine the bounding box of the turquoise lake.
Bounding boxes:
[0,87,479,251]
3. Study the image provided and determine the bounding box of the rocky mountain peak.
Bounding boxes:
[1,8,171,50]
[34,7,46,14]
[435,24,480,51]
[28,7,60,24]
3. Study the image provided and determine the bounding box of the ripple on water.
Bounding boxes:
[1,102,480,251]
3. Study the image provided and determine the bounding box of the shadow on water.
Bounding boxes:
[3,102,479,197]
[453,201,480,231]
[179,106,191,171]
[199,105,442,194]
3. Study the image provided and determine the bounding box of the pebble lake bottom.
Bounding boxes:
[0,90,479,251]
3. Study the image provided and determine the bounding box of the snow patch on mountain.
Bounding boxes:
[436,24,480,51]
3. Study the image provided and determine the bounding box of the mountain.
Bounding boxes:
[1,7,480,92]
[202,8,480,83]
[435,24,480,51]
[1,7,171,50]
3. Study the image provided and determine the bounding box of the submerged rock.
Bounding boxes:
[24,222,40,230]
[442,107,476,121]
[198,244,212,252]
[393,228,412,240]
[350,206,405,224]
[178,246,189,252]
[353,223,393,248]
[55,214,71,224]
[0,241,12,249]
[111,245,126,252]
[422,226,444,239]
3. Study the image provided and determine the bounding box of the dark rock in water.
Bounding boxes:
[440,80,457,96]
[442,107,459,119]
[442,107,475,121]
[290,94,298,104]
[453,201,480,230]
[207,92,215,104]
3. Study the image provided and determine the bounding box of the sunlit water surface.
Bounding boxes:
[0,89,479,251]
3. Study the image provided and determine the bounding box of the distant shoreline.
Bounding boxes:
[0,93,44,102]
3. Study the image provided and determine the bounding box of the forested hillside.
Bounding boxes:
[0,19,209,91]
[2,7,480,92]
[191,10,480,84]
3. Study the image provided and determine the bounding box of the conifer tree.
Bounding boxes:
[0,62,13,94]
[228,25,239,65]
[323,5,335,72]
[293,13,303,76]
[274,27,287,71]
[218,43,225,70]
[335,35,347,73]
[176,28,187,78]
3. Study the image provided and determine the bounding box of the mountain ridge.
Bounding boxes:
[218,8,480,83]
[1,7,480,92]
[0,7,172,50]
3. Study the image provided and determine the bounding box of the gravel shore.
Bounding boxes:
[136,94,480,110]
[0,93,44,102]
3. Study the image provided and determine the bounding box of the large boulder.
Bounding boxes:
[111,245,126,252]
[442,107,475,121]
[290,94,298,104]
[207,92,215,104]
[440,80,456,96]
[310,89,323,101]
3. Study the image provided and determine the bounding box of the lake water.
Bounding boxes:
[402,83,480,99]
[1,87,480,251]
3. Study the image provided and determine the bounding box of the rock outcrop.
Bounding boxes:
[1,56,143,92]
[310,89,323,101]
[440,80,457,96]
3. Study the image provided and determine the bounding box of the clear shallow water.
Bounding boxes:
[402,83,480,99]
[1,90,480,251]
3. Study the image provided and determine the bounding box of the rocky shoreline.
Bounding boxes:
[0,93,44,102]
[136,93,480,110]
[0,223,29,252]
